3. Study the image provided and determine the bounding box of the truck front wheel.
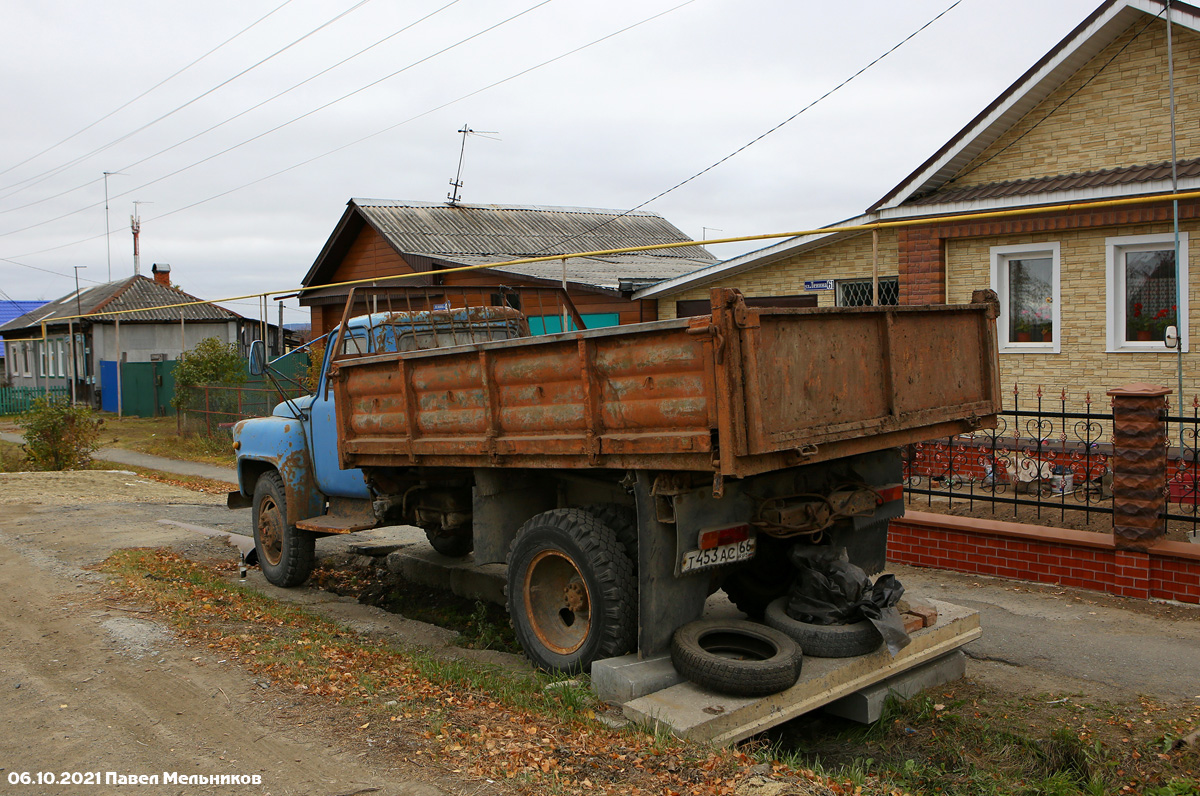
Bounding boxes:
[506,508,636,673]
[252,471,316,587]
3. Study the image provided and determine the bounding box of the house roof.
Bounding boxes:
[637,0,1200,300]
[903,157,1200,207]
[0,300,47,357]
[0,275,240,335]
[872,0,1200,212]
[302,199,717,294]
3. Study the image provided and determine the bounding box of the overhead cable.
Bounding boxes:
[0,0,555,239]
[0,0,375,202]
[0,0,296,181]
[0,0,463,218]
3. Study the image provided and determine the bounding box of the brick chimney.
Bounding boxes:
[151,263,171,287]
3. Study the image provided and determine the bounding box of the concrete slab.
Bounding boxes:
[592,654,684,704]
[823,650,966,723]
[389,546,508,606]
[622,599,979,746]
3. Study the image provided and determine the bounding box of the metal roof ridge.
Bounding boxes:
[350,198,662,216]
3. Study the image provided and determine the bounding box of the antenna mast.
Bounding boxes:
[131,201,151,276]
[446,123,498,206]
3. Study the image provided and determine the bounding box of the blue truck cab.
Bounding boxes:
[229,306,530,586]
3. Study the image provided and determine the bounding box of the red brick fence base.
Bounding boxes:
[889,510,1200,604]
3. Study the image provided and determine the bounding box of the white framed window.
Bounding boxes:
[1106,233,1189,352]
[56,340,66,377]
[991,243,1061,353]
[22,343,31,377]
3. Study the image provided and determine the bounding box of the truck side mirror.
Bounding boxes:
[248,339,267,376]
[1166,325,1179,349]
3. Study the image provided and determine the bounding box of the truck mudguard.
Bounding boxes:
[232,410,325,526]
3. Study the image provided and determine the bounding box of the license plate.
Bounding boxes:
[680,537,757,573]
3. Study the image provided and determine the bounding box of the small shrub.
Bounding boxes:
[300,339,325,394]
[172,337,247,410]
[18,396,103,470]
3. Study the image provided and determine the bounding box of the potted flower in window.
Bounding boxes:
[1129,303,1176,342]
[1014,306,1051,342]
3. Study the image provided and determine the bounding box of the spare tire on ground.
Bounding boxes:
[763,596,882,658]
[670,619,802,697]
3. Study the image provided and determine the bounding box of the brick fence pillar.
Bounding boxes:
[897,227,946,305]
[1107,383,1170,551]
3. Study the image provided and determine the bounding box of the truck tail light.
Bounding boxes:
[698,524,751,550]
[876,484,904,504]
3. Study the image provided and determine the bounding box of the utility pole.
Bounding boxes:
[446,124,498,206]
[72,266,86,403]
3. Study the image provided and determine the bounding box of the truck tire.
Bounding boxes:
[424,528,473,558]
[721,535,795,619]
[670,619,802,697]
[252,471,316,587]
[577,503,638,566]
[763,597,882,658]
[506,508,636,673]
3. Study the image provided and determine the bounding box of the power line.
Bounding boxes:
[0,0,557,240]
[0,0,375,203]
[0,0,692,261]
[0,0,296,181]
[143,0,697,224]
[0,0,464,219]
[0,256,104,284]
[535,0,966,255]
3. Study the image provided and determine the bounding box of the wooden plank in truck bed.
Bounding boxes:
[331,288,1001,476]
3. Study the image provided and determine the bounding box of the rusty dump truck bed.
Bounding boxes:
[330,289,1001,477]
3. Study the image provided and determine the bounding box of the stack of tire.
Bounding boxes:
[669,601,884,698]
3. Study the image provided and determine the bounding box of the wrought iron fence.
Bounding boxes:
[1165,396,1200,536]
[902,386,1115,524]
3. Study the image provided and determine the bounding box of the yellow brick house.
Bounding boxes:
[638,0,1200,410]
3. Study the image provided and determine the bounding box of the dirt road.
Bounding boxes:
[0,471,453,796]
[2,469,1197,795]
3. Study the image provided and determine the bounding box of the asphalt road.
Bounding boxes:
[0,431,238,482]
[891,562,1200,702]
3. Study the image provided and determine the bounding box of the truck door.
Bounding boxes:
[308,332,371,499]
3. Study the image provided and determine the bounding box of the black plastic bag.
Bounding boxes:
[785,546,911,655]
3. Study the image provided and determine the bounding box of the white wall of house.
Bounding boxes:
[2,320,240,393]
[91,320,238,364]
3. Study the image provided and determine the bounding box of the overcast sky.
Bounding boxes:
[0,0,1102,324]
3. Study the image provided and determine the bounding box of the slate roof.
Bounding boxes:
[907,157,1200,207]
[303,200,717,293]
[0,276,240,335]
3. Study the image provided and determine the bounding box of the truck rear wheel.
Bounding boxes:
[506,508,636,673]
[253,471,316,587]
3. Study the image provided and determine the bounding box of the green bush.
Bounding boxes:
[19,396,103,471]
[172,337,247,410]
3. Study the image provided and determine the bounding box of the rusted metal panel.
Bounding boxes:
[333,288,1001,476]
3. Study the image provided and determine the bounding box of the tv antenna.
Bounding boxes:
[446,123,499,206]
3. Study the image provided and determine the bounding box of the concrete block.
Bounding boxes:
[394,547,507,606]
[592,654,684,704]
[823,650,966,724]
